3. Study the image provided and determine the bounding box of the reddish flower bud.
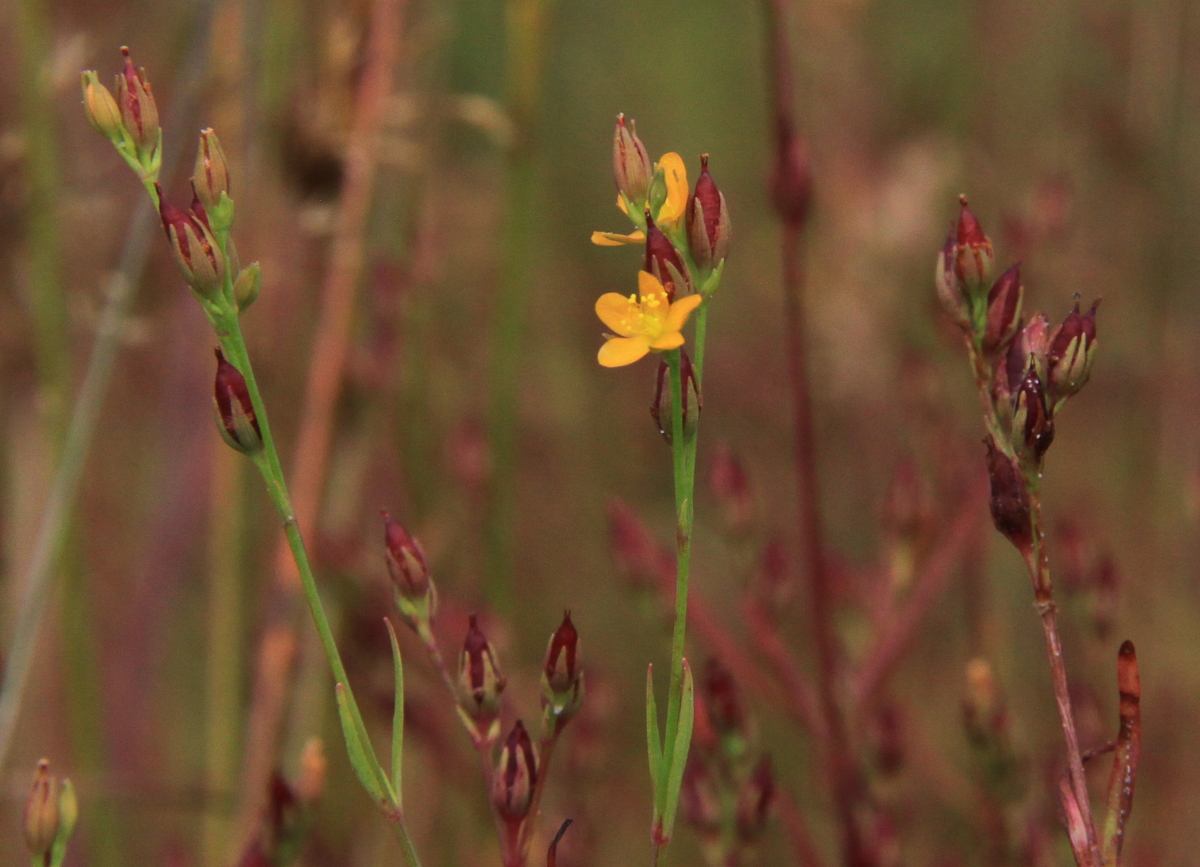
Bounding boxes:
[613,114,653,205]
[984,436,1031,552]
[708,443,753,534]
[651,350,700,446]
[81,72,124,142]
[492,720,538,823]
[382,512,430,599]
[769,123,812,228]
[982,264,1024,357]
[158,184,226,299]
[24,760,59,859]
[193,128,231,214]
[687,155,731,270]
[953,196,995,293]
[1047,299,1099,403]
[644,211,691,301]
[1012,366,1054,463]
[935,228,972,332]
[115,46,159,156]
[457,615,506,743]
[213,348,263,455]
[542,607,583,715]
[735,756,775,842]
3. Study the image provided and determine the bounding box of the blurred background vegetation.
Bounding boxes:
[1,0,1198,864]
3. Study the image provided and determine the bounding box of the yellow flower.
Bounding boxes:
[595,271,704,367]
[590,152,689,247]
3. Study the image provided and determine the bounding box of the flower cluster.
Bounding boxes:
[937,198,1099,550]
[591,115,730,368]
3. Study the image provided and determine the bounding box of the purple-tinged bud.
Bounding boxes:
[492,720,537,823]
[644,212,690,301]
[213,349,263,455]
[687,155,731,270]
[542,611,584,723]
[1047,300,1099,403]
[953,196,995,294]
[457,615,506,743]
[24,760,59,859]
[935,228,972,332]
[158,184,226,299]
[984,437,1031,553]
[115,46,159,156]
[769,123,812,228]
[613,114,653,205]
[81,72,124,142]
[382,512,430,599]
[1011,367,1054,463]
[982,264,1024,357]
[193,129,231,214]
[735,756,775,842]
[650,350,700,446]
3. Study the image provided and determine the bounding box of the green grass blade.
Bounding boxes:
[335,683,395,812]
[646,663,663,813]
[385,618,406,811]
[660,658,695,841]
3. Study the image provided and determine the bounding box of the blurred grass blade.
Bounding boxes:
[646,663,663,810]
[334,683,395,812]
[385,618,405,811]
[659,658,695,841]
[1101,641,1141,865]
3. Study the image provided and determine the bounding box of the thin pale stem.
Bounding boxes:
[1025,486,1100,866]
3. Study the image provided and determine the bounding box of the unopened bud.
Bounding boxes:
[1011,367,1054,463]
[158,184,226,299]
[984,436,1031,552]
[24,760,59,859]
[193,129,231,214]
[457,615,506,743]
[613,114,653,206]
[1047,299,1099,404]
[115,46,159,157]
[492,720,537,823]
[935,229,972,331]
[81,72,125,142]
[382,512,431,599]
[650,350,700,445]
[542,611,584,724]
[952,196,994,295]
[735,756,775,842]
[213,348,263,455]
[687,155,731,270]
[234,262,262,312]
[982,264,1023,356]
[643,213,690,301]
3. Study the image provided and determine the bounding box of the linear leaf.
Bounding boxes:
[660,658,695,841]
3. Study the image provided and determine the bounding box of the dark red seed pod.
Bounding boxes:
[984,437,1031,553]
[213,348,263,455]
[643,212,690,301]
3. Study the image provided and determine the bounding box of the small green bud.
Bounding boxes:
[234,262,262,312]
[193,129,230,214]
[81,72,124,142]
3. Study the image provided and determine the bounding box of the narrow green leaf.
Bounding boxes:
[645,663,663,812]
[660,658,695,840]
[335,683,395,811]
[385,618,405,811]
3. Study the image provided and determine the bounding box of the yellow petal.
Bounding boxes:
[656,152,689,224]
[664,293,703,332]
[591,230,646,246]
[598,335,650,367]
[637,270,669,304]
[617,194,629,216]
[595,292,638,336]
[649,331,685,351]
